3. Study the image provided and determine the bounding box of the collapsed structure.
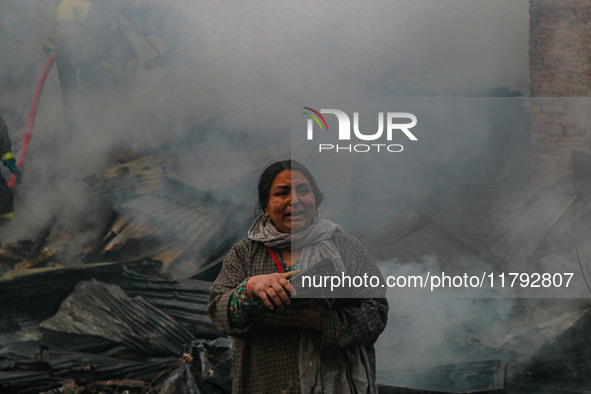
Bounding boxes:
[0,128,589,392]
[2,0,591,393]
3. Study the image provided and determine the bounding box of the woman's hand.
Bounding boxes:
[261,300,323,331]
[246,271,299,310]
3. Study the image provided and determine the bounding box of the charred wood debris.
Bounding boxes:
[2,146,591,393]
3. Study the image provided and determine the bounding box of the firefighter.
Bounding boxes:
[43,0,139,134]
[0,115,22,220]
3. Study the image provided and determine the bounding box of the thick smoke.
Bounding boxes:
[0,0,530,241]
[0,0,530,138]
[0,0,535,386]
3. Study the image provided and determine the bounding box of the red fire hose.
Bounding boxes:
[9,53,55,189]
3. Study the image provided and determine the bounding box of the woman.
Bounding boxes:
[208,160,388,393]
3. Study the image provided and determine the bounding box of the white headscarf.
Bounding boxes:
[247,213,346,272]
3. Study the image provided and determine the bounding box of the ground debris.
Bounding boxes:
[10,247,56,271]
[0,243,61,280]
[0,338,231,393]
[39,380,85,394]
[86,379,149,393]
[41,279,195,356]
[0,241,32,261]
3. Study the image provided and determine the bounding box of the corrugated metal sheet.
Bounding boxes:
[83,147,279,275]
[40,279,195,356]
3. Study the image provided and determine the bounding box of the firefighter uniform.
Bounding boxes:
[0,116,22,219]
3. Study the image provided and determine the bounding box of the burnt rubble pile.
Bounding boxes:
[40,279,196,356]
[0,145,256,392]
[0,241,57,280]
[3,147,591,392]
[0,262,232,393]
[81,145,277,277]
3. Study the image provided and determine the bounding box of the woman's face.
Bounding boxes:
[265,169,316,233]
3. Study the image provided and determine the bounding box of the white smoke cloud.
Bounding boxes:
[0,0,539,386]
